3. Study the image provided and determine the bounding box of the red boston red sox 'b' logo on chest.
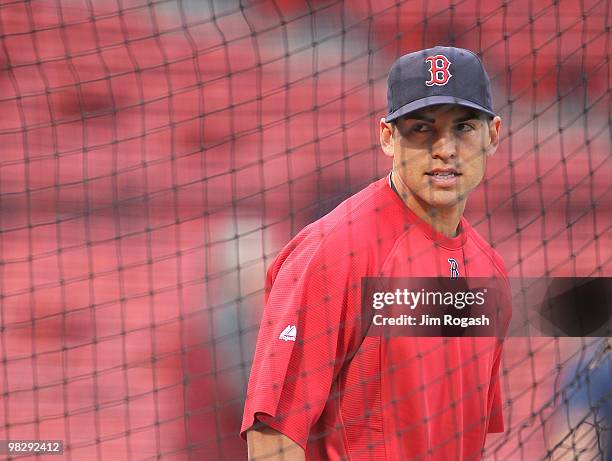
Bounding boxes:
[425,55,452,86]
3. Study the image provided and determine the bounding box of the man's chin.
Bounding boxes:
[418,192,466,210]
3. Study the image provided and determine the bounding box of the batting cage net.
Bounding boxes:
[0,0,609,460]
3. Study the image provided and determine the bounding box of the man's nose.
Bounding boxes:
[431,133,456,161]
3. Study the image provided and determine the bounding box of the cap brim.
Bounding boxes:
[385,95,496,122]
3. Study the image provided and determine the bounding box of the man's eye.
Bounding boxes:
[411,123,431,133]
[456,123,475,132]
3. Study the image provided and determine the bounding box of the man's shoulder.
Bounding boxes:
[299,177,397,244]
[268,178,398,279]
[465,222,509,277]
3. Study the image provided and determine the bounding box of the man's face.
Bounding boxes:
[381,104,501,213]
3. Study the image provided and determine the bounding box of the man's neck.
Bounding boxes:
[390,171,466,238]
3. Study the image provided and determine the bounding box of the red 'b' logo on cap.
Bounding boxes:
[425,55,452,86]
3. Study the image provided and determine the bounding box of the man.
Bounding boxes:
[241,46,510,460]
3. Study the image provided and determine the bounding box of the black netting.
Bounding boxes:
[0,0,609,459]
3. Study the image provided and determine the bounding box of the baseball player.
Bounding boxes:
[241,46,511,460]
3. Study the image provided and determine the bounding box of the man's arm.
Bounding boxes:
[247,426,305,461]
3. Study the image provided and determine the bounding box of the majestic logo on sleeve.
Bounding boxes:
[448,258,459,279]
[279,325,297,341]
[425,55,452,86]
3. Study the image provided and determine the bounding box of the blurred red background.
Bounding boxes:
[0,0,609,459]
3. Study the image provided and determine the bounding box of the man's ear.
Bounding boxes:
[485,116,502,157]
[380,118,395,158]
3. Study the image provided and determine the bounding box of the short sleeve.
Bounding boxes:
[240,225,368,449]
[488,267,510,433]
[487,342,505,433]
[487,374,504,433]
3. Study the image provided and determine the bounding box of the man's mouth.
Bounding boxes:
[425,169,461,185]
[426,168,461,176]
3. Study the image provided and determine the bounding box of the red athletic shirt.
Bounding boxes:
[241,177,510,460]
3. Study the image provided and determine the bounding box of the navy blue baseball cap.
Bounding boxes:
[385,46,496,122]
